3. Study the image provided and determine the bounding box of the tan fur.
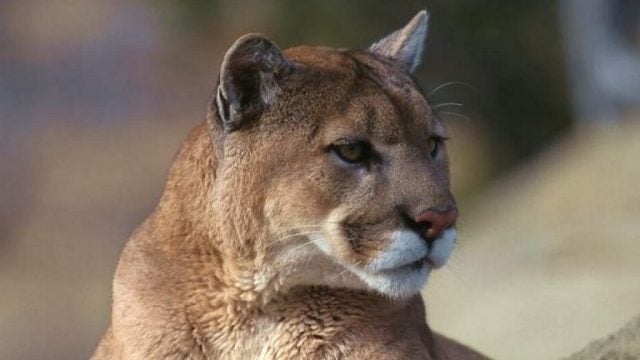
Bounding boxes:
[93,14,488,360]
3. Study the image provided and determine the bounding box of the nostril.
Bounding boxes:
[413,208,458,240]
[419,222,432,239]
[401,211,437,244]
[415,221,433,241]
[421,221,436,245]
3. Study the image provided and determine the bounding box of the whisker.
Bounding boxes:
[332,261,361,281]
[270,231,321,242]
[268,221,344,248]
[278,221,342,233]
[282,225,323,230]
[287,239,318,253]
[437,111,471,122]
[431,102,463,110]
[267,231,322,247]
[427,81,476,98]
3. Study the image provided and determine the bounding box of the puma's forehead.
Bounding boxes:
[282,46,441,143]
[283,46,421,97]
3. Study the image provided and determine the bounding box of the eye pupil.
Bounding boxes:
[345,144,361,158]
[340,144,362,161]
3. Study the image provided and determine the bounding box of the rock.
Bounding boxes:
[564,314,640,360]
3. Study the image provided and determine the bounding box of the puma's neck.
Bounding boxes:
[136,122,280,308]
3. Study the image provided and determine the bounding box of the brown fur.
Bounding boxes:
[93,15,488,360]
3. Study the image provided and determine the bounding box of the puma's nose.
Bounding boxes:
[413,208,458,240]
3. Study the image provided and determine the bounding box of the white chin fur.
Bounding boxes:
[354,264,431,299]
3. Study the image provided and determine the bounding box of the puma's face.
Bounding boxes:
[213,11,457,299]
[264,52,457,300]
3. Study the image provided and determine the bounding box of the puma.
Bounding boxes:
[93,10,488,359]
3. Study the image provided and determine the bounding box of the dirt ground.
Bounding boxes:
[425,118,640,359]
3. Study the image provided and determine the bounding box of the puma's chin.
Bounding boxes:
[354,261,432,299]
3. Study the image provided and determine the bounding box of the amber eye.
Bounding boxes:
[332,141,370,164]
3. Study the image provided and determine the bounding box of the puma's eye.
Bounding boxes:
[429,137,445,159]
[332,141,370,164]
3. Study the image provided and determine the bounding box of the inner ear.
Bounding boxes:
[369,10,429,73]
[215,34,292,131]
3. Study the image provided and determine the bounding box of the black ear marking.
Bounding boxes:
[215,34,292,131]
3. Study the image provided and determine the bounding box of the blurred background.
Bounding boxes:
[1,0,639,359]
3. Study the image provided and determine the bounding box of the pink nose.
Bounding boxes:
[413,208,459,239]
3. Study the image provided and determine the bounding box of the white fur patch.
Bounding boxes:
[366,230,427,272]
[427,228,456,268]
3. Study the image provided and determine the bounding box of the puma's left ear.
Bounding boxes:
[369,10,429,73]
[215,34,292,132]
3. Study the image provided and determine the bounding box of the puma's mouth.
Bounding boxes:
[355,228,457,298]
[390,253,440,273]
[380,255,427,274]
[310,226,457,298]
[404,257,428,271]
[366,228,456,272]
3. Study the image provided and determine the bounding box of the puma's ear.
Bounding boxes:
[215,34,292,131]
[368,10,429,73]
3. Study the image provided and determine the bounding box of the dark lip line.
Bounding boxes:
[377,256,430,274]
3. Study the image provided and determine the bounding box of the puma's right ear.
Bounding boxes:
[215,34,292,131]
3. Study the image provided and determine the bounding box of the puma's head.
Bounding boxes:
[207,10,457,299]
